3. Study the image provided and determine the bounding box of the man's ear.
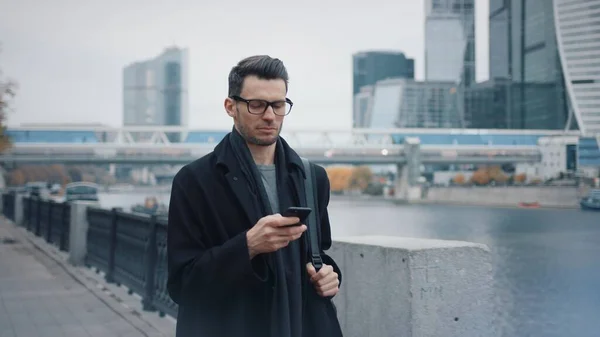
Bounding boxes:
[224,97,236,118]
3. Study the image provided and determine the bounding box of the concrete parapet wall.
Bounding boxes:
[329,236,493,337]
[423,186,583,208]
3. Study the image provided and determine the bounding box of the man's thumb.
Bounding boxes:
[306,262,316,275]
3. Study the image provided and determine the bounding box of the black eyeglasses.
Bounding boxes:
[230,95,294,116]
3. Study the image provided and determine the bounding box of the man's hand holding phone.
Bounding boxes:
[246,208,311,259]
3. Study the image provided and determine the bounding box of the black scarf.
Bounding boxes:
[228,127,280,216]
[228,127,303,337]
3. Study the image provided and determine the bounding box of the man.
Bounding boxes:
[167,55,343,337]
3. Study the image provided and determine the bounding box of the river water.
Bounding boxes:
[98,192,600,337]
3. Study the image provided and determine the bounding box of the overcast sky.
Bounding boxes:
[0,0,489,130]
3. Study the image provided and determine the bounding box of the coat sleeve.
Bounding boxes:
[314,165,342,291]
[166,167,268,305]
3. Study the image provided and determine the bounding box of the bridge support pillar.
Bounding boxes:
[394,137,421,202]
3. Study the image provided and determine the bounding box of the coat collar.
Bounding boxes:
[212,132,307,226]
[214,132,305,177]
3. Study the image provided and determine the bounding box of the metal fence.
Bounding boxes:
[2,191,16,221]
[1,193,71,252]
[86,207,178,318]
[1,192,177,319]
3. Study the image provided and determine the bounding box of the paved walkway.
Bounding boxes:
[0,217,174,337]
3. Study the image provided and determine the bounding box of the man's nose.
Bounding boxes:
[262,106,276,120]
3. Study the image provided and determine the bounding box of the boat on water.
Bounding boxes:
[131,196,167,215]
[580,189,600,211]
[64,182,100,202]
[519,201,541,208]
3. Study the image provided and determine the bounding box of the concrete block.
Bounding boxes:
[68,201,99,266]
[14,194,24,227]
[329,236,493,337]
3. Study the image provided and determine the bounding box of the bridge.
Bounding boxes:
[0,125,578,166]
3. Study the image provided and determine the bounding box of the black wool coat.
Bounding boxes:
[167,133,343,337]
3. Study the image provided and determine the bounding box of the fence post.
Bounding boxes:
[46,201,53,243]
[68,201,95,266]
[59,203,69,251]
[26,198,32,231]
[105,207,119,284]
[14,194,24,227]
[142,215,158,312]
[35,198,42,236]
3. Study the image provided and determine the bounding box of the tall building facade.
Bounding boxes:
[123,47,189,140]
[367,78,462,129]
[464,78,512,129]
[352,51,414,127]
[554,0,600,135]
[425,0,476,86]
[486,0,569,130]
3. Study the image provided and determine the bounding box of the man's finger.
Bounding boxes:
[317,278,339,294]
[274,216,301,227]
[306,262,317,277]
[318,273,339,288]
[316,270,338,286]
[320,287,339,298]
[273,225,306,238]
[310,264,333,283]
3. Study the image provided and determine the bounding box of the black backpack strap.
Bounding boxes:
[301,157,323,272]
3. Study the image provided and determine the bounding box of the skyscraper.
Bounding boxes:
[424,0,476,86]
[352,51,414,127]
[487,0,569,130]
[123,47,189,140]
[554,0,600,135]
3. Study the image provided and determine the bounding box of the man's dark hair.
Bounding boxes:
[228,55,289,97]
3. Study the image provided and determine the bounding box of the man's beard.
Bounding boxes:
[237,121,282,146]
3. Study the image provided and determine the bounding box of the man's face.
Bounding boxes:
[225,75,288,146]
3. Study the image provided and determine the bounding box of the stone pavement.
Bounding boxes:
[0,217,176,337]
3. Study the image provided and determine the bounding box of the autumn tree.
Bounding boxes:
[0,44,15,153]
[452,173,466,185]
[471,167,491,185]
[349,165,373,191]
[8,169,25,185]
[514,173,527,184]
[325,166,353,192]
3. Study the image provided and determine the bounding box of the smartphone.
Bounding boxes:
[281,206,312,226]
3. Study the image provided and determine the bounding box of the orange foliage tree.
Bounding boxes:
[325,166,353,192]
[471,168,491,185]
[452,173,466,185]
[514,173,527,184]
[470,166,512,185]
[6,164,117,187]
[488,166,509,184]
[349,165,373,191]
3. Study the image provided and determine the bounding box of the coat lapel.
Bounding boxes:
[224,169,261,227]
[215,139,262,227]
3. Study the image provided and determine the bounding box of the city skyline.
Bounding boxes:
[0,0,490,130]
